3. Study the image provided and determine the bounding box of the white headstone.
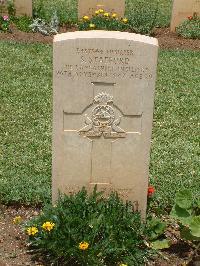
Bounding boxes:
[52,31,158,218]
[0,0,8,15]
[0,0,32,16]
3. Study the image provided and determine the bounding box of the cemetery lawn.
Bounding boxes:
[0,41,199,212]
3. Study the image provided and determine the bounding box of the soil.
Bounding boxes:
[0,25,200,50]
[0,205,199,266]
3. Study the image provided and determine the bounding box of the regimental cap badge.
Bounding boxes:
[94,92,113,104]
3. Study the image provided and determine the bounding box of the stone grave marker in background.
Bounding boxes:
[52,31,158,218]
[0,0,32,16]
[78,0,125,19]
[170,0,200,31]
[15,0,32,17]
[0,0,8,15]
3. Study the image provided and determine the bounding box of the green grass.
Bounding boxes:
[33,0,173,27]
[0,41,199,210]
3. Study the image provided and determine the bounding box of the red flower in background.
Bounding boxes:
[188,16,193,20]
[147,186,155,197]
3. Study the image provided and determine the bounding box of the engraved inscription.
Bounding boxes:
[79,92,126,138]
[56,47,153,80]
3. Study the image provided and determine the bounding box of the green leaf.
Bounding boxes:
[190,216,200,237]
[180,227,200,241]
[176,189,193,209]
[195,199,200,208]
[147,218,166,240]
[151,239,171,250]
[170,205,192,226]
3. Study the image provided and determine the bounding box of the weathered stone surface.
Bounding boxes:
[52,31,158,218]
[78,0,125,19]
[170,0,200,31]
[0,0,8,15]
[0,0,32,16]
[15,0,32,17]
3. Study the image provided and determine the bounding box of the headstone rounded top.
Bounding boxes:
[54,31,158,47]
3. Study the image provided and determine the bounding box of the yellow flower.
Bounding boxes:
[83,15,89,21]
[104,12,110,17]
[27,227,38,236]
[119,264,128,266]
[79,241,89,250]
[95,10,100,15]
[13,216,22,224]
[89,23,95,29]
[42,221,55,232]
[122,18,128,23]
[112,13,117,18]
[98,9,104,13]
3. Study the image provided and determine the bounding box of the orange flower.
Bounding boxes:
[188,16,193,20]
[42,221,55,231]
[147,186,155,197]
[79,241,89,250]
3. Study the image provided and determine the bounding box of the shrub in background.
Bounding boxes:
[33,0,77,26]
[13,15,33,32]
[126,0,158,35]
[176,13,200,39]
[126,0,171,28]
[25,187,151,266]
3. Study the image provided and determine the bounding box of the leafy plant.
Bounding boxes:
[78,10,129,32]
[25,187,150,265]
[30,12,59,35]
[145,217,171,250]
[0,14,10,32]
[33,0,77,25]
[13,16,32,32]
[176,13,200,39]
[146,217,166,241]
[170,189,200,241]
[126,0,159,35]
[78,3,158,35]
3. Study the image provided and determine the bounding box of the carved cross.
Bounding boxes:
[64,82,141,185]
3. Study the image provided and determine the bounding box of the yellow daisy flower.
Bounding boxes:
[98,9,104,13]
[95,10,100,15]
[104,12,110,17]
[27,226,38,236]
[83,15,89,21]
[79,241,89,250]
[112,13,117,18]
[89,23,95,29]
[42,221,55,232]
[122,18,128,23]
[13,216,22,224]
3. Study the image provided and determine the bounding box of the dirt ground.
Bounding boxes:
[0,205,199,266]
[0,26,200,50]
